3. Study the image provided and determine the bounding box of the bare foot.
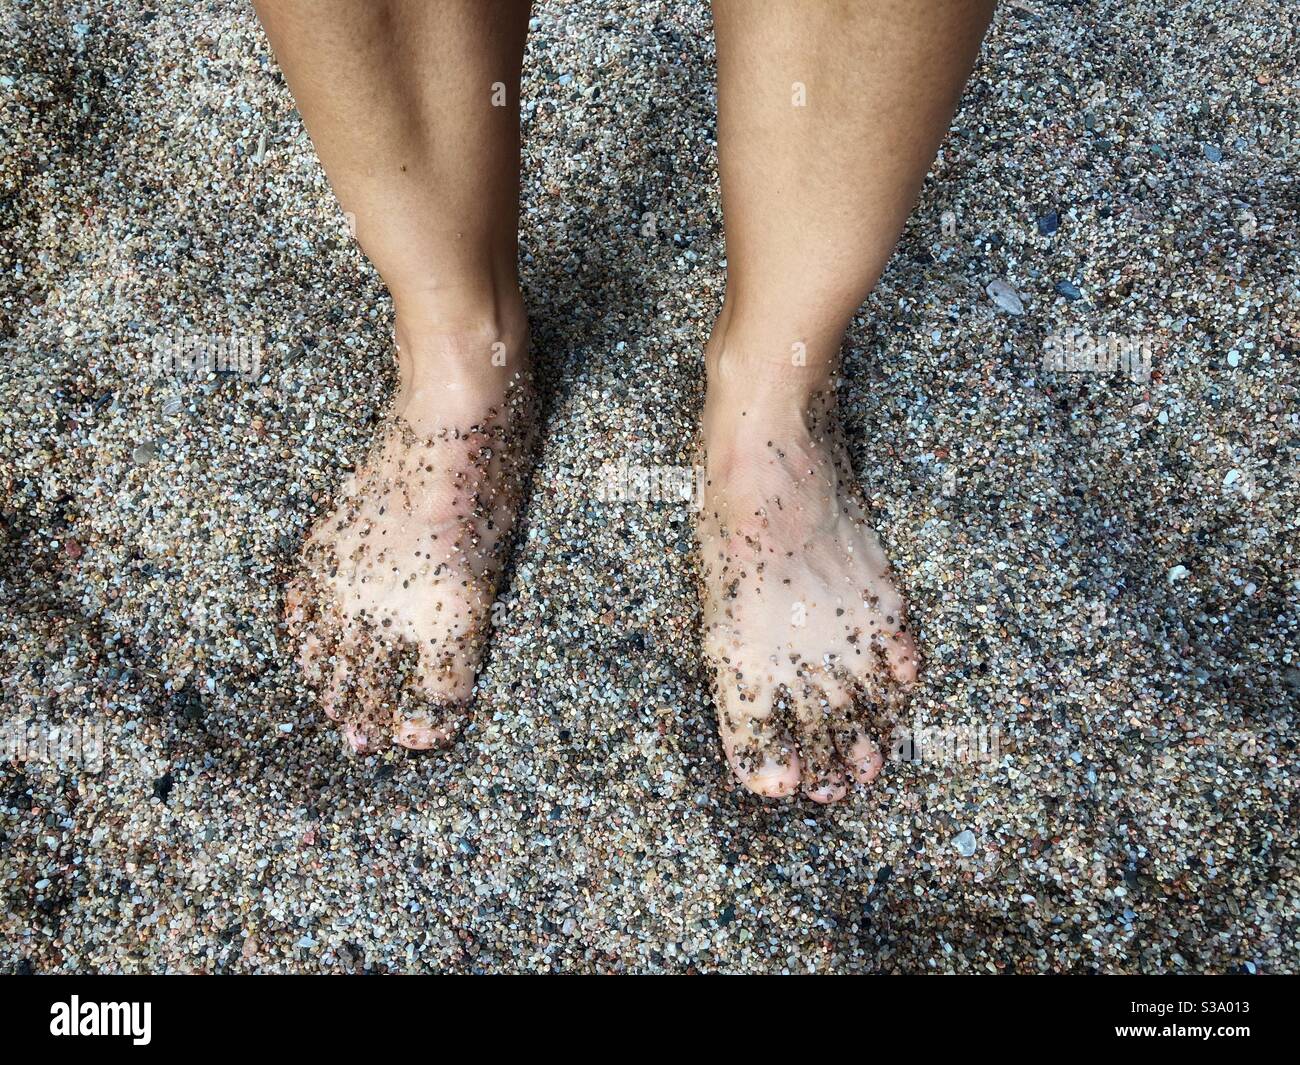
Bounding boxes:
[286,312,534,752]
[698,386,919,802]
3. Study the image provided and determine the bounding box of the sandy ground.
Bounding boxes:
[1,0,1296,973]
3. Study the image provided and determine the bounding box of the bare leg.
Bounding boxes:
[703,0,994,800]
[257,0,534,751]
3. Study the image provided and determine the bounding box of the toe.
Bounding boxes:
[288,579,333,690]
[738,754,802,798]
[297,629,328,689]
[393,718,448,750]
[341,723,370,753]
[713,678,801,798]
[393,691,461,750]
[320,654,349,722]
[345,633,412,752]
[886,626,921,686]
[284,578,305,629]
[836,724,884,785]
[793,684,848,803]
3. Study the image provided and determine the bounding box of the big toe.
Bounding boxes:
[713,680,801,798]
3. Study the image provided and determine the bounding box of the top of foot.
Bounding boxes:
[698,391,919,802]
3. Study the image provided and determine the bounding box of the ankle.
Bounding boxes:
[705,305,843,401]
[392,282,529,392]
[703,327,839,449]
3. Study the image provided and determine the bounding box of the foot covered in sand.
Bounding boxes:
[286,319,534,752]
[698,385,919,802]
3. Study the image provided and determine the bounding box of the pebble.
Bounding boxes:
[131,441,158,465]
[985,278,1024,315]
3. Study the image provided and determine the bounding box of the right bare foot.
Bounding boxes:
[697,364,920,803]
[285,307,534,752]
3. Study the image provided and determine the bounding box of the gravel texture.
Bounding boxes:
[1,0,1296,973]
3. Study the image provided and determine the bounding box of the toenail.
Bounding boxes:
[395,720,447,749]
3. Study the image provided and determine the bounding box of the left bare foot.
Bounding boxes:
[285,311,534,753]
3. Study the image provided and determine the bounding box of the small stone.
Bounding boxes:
[986,279,1024,315]
[1227,350,1240,367]
[953,830,977,857]
[1036,210,1059,235]
[1167,565,1190,583]
[1055,280,1082,300]
[152,773,174,802]
[132,441,158,465]
[1202,143,1223,162]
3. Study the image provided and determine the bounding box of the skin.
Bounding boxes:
[704,0,995,799]
[256,0,534,751]
[256,0,996,801]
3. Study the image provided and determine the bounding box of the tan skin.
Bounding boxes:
[256,0,995,798]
